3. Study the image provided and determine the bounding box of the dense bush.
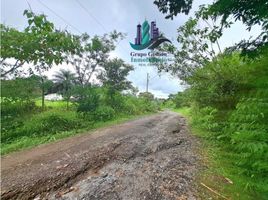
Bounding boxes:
[119,95,159,115]
[162,99,176,109]
[1,82,159,154]
[93,106,115,121]
[76,87,100,114]
[191,106,221,133]
[1,101,37,118]
[188,50,268,197]
[2,111,84,143]
[188,53,251,110]
[164,90,192,109]
[1,76,41,102]
[229,97,268,175]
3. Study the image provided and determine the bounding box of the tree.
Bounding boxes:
[1,10,80,109]
[69,31,124,86]
[201,2,268,56]
[0,10,80,78]
[154,0,268,56]
[74,86,100,116]
[154,0,268,25]
[129,85,139,97]
[156,11,224,81]
[139,92,154,101]
[99,58,134,91]
[0,25,29,77]
[153,0,193,19]
[98,58,134,108]
[53,69,76,109]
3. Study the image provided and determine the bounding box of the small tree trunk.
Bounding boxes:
[41,77,45,110]
[67,98,69,110]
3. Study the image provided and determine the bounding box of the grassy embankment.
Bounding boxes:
[1,100,155,155]
[174,107,261,200]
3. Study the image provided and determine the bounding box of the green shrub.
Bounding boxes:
[93,106,115,121]
[105,92,125,111]
[188,53,251,110]
[191,106,221,132]
[189,50,268,197]
[1,101,39,141]
[143,99,159,112]
[2,111,84,143]
[121,96,144,115]
[76,88,100,114]
[162,99,175,109]
[1,101,37,118]
[223,92,268,197]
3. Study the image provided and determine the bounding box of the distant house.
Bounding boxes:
[44,93,63,101]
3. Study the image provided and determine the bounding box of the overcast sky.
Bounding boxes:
[1,0,261,98]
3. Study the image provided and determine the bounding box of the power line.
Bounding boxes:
[75,0,130,57]
[36,0,83,34]
[150,74,160,80]
[75,0,108,32]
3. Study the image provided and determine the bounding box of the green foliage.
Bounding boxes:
[1,101,37,118]
[99,58,134,91]
[162,99,176,109]
[1,76,41,102]
[154,0,268,58]
[188,53,251,110]
[1,10,80,77]
[98,58,134,110]
[53,69,75,95]
[1,110,84,144]
[139,92,154,101]
[53,69,76,108]
[143,100,160,112]
[153,0,193,19]
[121,95,143,114]
[163,91,191,109]
[208,0,268,29]
[69,31,124,86]
[105,91,125,110]
[120,95,157,114]
[93,106,115,121]
[154,0,268,197]
[188,50,268,197]
[19,111,82,135]
[35,100,68,109]
[155,12,225,81]
[229,99,268,176]
[76,87,100,114]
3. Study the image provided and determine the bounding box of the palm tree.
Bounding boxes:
[53,69,76,109]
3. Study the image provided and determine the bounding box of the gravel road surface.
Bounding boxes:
[1,111,200,200]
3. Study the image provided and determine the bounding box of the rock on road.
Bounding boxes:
[1,111,200,200]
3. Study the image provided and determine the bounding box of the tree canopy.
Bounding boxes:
[154,0,268,56]
[0,10,80,77]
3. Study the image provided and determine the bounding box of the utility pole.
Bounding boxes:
[146,73,149,92]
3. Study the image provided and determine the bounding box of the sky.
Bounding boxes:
[1,0,262,98]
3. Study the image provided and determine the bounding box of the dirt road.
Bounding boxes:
[1,111,200,200]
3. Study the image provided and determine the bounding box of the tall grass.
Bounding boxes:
[1,96,159,155]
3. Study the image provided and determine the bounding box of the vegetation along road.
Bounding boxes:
[1,111,200,200]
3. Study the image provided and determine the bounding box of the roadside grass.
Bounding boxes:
[173,107,191,118]
[35,99,69,109]
[1,108,154,155]
[174,107,260,200]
